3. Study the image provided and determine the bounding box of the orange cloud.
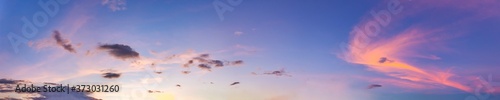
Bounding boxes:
[340,0,500,93]
[343,27,472,92]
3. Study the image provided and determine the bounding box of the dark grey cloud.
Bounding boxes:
[230,82,240,86]
[0,79,26,84]
[367,84,382,89]
[0,79,28,95]
[43,82,59,85]
[0,90,14,93]
[199,54,209,58]
[183,60,194,68]
[102,72,121,79]
[378,57,394,63]
[209,60,224,67]
[98,44,139,60]
[176,84,181,87]
[230,60,244,65]
[262,68,291,77]
[183,54,244,71]
[53,31,76,53]
[198,64,211,71]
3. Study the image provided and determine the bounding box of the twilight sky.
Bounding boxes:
[1,0,500,100]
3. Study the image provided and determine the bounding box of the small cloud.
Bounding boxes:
[102,0,126,11]
[199,54,210,58]
[378,57,394,63]
[261,68,291,77]
[0,90,14,93]
[148,90,162,93]
[198,64,211,71]
[176,84,181,87]
[98,44,139,60]
[230,60,244,66]
[209,60,224,67]
[230,82,240,86]
[182,60,194,68]
[102,72,121,79]
[53,30,76,53]
[181,71,191,74]
[184,53,244,71]
[367,84,382,89]
[0,79,25,84]
[44,82,59,85]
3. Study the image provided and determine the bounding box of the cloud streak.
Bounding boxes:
[53,30,77,53]
[102,72,121,79]
[339,0,500,92]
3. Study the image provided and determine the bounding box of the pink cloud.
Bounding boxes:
[340,0,500,93]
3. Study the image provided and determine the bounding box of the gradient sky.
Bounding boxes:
[1,0,500,100]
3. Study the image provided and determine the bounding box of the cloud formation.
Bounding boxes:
[183,54,244,72]
[53,31,76,53]
[230,82,240,86]
[339,0,500,92]
[0,79,25,84]
[98,44,139,60]
[102,72,121,79]
[367,84,382,89]
[197,64,212,71]
[253,68,291,77]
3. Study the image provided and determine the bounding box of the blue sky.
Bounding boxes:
[1,0,500,100]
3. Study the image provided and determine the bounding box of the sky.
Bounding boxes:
[0,0,500,100]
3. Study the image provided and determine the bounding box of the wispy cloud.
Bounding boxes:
[102,0,126,11]
[253,68,292,77]
[340,0,500,92]
[53,30,77,53]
